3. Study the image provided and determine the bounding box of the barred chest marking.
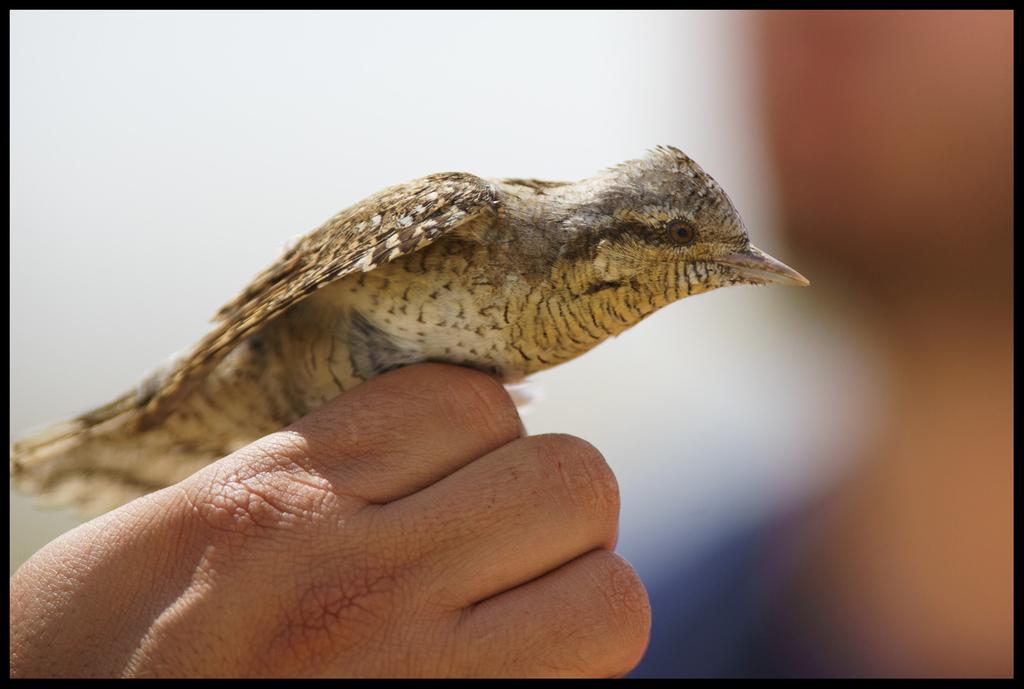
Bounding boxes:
[258,237,673,417]
[284,240,529,404]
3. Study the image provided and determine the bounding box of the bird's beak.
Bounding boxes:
[716,245,810,287]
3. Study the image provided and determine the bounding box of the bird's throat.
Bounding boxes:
[510,264,668,375]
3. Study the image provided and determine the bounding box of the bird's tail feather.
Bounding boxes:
[10,392,219,516]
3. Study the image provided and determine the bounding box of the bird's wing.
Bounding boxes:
[137,172,500,429]
[498,178,571,194]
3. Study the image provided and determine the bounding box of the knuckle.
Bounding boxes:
[588,552,652,673]
[183,442,345,542]
[528,434,620,519]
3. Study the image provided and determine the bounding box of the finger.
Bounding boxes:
[383,433,619,608]
[248,363,524,503]
[452,550,651,678]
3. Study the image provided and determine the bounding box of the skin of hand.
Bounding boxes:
[9,364,651,678]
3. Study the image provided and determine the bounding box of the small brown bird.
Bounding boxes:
[11,146,808,514]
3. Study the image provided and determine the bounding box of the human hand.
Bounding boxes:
[9,364,650,677]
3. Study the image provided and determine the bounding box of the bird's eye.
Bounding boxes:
[667,220,697,245]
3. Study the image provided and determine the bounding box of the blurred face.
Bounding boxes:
[756,10,1012,296]
[752,11,1013,678]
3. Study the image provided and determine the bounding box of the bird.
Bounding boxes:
[10,145,808,514]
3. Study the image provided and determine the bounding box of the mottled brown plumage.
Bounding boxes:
[11,146,808,514]
[140,172,499,429]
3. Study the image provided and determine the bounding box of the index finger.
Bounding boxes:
[255,363,524,504]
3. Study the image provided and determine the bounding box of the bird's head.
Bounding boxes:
[558,146,808,302]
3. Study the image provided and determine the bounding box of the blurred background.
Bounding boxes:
[10,10,1012,678]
